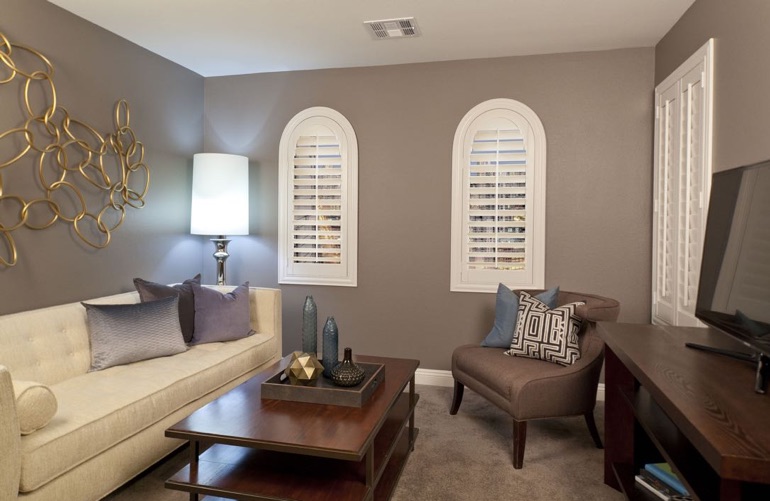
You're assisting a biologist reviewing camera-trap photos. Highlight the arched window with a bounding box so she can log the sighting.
[278,107,358,286]
[450,99,546,292]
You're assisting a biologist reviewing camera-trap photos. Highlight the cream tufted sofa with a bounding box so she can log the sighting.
[0,286,282,501]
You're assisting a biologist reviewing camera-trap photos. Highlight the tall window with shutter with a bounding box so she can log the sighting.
[278,107,358,286]
[451,99,546,293]
[652,40,713,326]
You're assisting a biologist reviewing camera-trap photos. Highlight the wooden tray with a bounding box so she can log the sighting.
[261,362,385,407]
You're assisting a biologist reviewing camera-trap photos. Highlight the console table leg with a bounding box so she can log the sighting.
[604,346,635,491]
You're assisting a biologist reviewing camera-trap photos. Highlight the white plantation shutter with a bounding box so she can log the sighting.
[451,99,546,293]
[652,40,713,326]
[292,134,343,265]
[678,64,708,319]
[466,128,527,271]
[279,108,358,286]
[653,84,679,324]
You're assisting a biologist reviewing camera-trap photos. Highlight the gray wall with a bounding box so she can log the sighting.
[204,48,655,370]
[0,0,205,314]
[656,0,770,172]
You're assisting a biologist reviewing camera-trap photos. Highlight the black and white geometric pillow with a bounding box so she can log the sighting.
[504,291,585,366]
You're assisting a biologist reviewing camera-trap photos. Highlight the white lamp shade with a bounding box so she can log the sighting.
[190,153,249,235]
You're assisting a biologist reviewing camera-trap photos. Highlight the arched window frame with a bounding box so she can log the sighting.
[450,98,546,293]
[278,107,358,287]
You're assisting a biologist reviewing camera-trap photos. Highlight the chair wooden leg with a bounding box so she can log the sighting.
[585,411,603,449]
[449,380,464,415]
[513,419,526,469]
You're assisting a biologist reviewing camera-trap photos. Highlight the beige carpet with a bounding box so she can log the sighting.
[105,385,624,501]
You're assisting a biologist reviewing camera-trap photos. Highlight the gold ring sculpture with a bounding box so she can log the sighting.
[0,30,149,267]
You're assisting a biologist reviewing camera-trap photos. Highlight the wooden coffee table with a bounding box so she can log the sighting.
[165,354,420,501]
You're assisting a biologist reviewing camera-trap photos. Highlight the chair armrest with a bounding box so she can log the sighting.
[559,291,621,323]
[0,366,20,500]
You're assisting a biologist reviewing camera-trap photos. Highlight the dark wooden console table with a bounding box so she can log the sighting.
[598,322,770,501]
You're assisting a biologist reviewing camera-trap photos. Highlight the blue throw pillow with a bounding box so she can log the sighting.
[480,284,560,348]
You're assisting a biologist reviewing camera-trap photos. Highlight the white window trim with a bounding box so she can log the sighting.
[450,98,546,293]
[278,107,358,287]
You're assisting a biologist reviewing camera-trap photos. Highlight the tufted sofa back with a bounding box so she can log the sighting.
[0,292,138,385]
[0,286,281,386]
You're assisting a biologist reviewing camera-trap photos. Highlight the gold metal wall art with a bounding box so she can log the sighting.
[0,30,149,267]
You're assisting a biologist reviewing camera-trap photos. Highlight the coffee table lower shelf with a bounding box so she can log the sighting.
[166,393,419,501]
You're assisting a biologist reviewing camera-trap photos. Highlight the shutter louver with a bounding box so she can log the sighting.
[292,134,343,265]
[466,128,527,272]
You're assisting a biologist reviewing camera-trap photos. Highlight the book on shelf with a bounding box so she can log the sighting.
[635,470,692,500]
[644,462,689,496]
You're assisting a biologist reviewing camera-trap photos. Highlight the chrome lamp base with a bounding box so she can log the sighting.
[211,236,231,286]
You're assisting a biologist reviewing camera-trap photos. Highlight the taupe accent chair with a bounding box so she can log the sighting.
[450,290,620,469]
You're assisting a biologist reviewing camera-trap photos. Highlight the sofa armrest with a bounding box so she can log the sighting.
[250,287,283,359]
[0,365,20,500]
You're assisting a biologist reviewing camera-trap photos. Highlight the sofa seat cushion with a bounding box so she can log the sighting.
[18,332,276,492]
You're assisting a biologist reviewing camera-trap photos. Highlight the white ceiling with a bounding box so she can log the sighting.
[47,0,695,77]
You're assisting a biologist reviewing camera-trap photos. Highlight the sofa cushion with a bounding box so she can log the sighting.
[191,282,253,345]
[133,274,201,342]
[83,296,188,371]
[18,331,276,492]
[481,284,559,348]
[505,291,584,366]
[12,380,57,435]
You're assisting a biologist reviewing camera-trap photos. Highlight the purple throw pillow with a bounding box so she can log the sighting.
[133,274,201,343]
[190,282,253,345]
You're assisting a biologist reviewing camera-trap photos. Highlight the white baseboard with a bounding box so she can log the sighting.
[415,368,606,401]
[415,368,455,387]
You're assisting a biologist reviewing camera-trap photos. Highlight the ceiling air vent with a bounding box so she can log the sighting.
[364,17,421,40]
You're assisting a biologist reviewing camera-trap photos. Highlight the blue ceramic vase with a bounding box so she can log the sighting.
[322,316,338,378]
[301,296,317,355]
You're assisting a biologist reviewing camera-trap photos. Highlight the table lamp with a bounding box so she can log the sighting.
[190,153,249,285]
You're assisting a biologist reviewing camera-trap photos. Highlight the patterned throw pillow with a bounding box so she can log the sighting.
[504,291,585,366]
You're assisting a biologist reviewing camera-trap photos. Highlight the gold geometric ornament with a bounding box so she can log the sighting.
[284,351,324,385]
[0,30,149,267]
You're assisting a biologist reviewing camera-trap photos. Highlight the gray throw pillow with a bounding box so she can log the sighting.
[83,296,188,371]
[133,274,201,342]
[190,282,253,345]
[481,284,560,348]
[504,291,584,366]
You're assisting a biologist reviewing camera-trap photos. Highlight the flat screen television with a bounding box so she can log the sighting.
[694,159,770,392]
